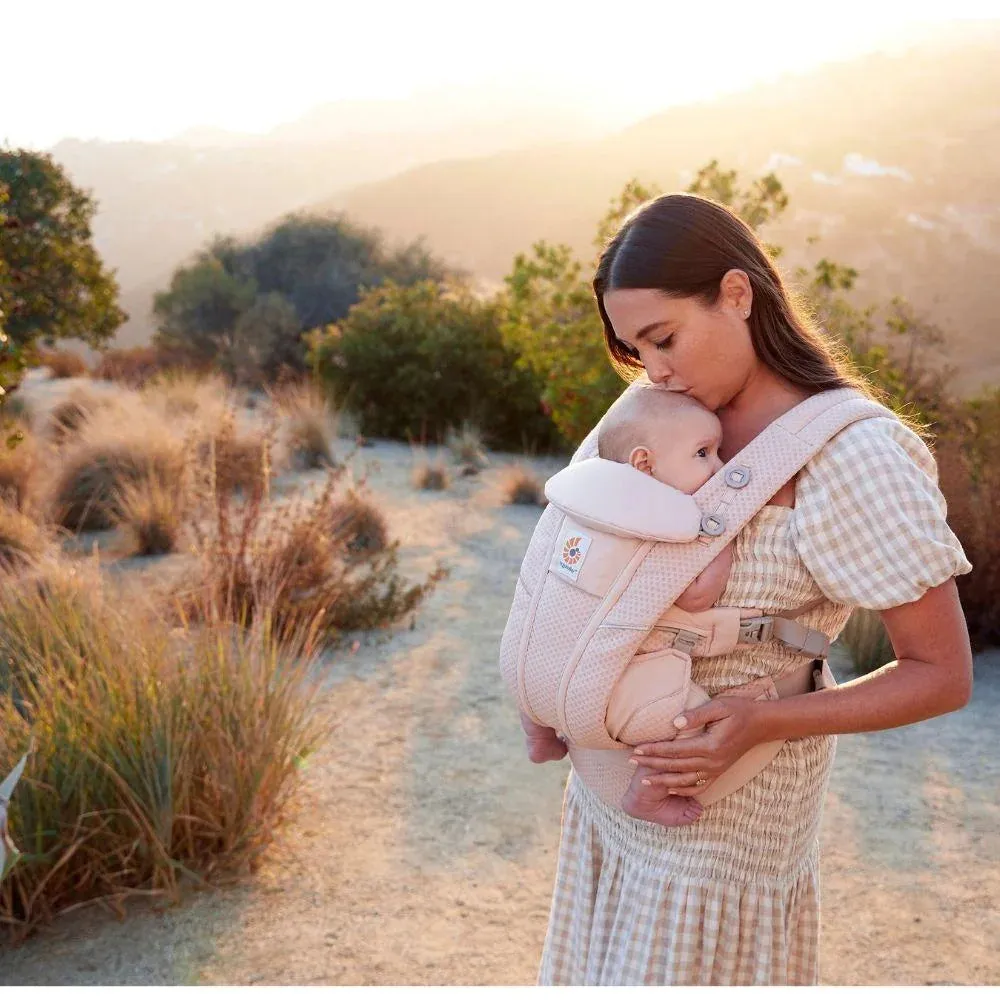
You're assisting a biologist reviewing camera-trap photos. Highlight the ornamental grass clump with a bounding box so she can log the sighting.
[47,408,188,532]
[0,558,331,942]
[500,464,545,506]
[269,380,340,471]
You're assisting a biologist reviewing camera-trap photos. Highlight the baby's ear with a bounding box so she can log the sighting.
[628,446,654,475]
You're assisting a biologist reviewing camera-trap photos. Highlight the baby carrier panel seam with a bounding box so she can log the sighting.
[516,512,564,725]
[555,539,657,741]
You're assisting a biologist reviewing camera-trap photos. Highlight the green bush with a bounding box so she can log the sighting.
[153,214,456,386]
[306,280,558,451]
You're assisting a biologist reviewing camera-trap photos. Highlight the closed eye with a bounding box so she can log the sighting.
[654,334,674,352]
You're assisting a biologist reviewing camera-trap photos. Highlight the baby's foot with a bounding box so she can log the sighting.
[621,766,704,826]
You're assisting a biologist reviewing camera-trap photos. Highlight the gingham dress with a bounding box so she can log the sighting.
[537,415,972,986]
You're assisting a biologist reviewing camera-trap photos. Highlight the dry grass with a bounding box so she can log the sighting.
[111,472,191,557]
[46,387,119,445]
[174,420,445,645]
[412,455,450,491]
[194,409,275,499]
[446,422,489,472]
[140,370,232,425]
[46,409,188,532]
[36,348,89,379]
[92,346,180,389]
[269,380,339,470]
[0,557,331,942]
[326,489,390,563]
[839,608,895,674]
[0,502,51,572]
[0,423,42,514]
[500,464,545,506]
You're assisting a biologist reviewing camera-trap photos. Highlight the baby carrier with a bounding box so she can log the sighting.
[498,387,893,808]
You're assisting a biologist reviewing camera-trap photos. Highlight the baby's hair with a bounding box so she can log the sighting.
[598,385,706,465]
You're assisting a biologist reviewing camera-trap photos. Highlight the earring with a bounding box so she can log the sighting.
[743,310,750,319]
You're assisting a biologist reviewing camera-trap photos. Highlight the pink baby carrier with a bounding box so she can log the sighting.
[498,386,893,808]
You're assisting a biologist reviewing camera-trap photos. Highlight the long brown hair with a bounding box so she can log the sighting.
[594,193,878,400]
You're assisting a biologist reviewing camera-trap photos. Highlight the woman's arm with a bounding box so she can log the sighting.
[754,577,972,739]
[630,578,973,791]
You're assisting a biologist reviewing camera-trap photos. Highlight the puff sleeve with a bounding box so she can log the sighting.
[792,416,972,610]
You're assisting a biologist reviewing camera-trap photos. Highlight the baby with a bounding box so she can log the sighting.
[518,386,735,826]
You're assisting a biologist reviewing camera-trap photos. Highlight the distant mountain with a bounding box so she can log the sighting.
[49,90,612,350]
[317,26,1000,394]
[51,26,1000,394]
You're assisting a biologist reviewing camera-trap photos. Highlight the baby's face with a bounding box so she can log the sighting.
[635,407,724,494]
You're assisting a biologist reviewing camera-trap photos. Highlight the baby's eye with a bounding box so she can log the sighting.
[697,447,708,458]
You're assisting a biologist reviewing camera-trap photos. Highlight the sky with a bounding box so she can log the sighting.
[4,0,998,149]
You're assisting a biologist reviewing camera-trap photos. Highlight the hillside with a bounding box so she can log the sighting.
[321,29,1000,394]
[48,26,1000,393]
[49,93,608,350]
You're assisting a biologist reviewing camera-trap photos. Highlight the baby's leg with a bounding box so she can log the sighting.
[519,709,567,763]
[621,763,704,826]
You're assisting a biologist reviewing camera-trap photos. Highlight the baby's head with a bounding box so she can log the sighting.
[597,385,723,494]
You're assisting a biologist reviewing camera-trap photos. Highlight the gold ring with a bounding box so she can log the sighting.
[695,777,708,786]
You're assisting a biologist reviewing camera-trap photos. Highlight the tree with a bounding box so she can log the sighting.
[227,292,301,384]
[0,148,125,350]
[153,212,456,383]
[0,185,27,445]
[153,255,257,366]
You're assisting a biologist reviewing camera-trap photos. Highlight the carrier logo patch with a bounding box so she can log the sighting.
[556,531,592,581]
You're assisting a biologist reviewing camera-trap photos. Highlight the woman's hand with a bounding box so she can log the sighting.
[628,696,766,796]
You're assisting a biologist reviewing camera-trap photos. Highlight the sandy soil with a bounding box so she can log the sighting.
[0,382,997,985]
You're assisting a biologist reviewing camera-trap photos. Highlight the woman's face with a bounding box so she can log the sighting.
[602,275,756,412]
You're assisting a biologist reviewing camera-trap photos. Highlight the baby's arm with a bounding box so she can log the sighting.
[673,540,734,613]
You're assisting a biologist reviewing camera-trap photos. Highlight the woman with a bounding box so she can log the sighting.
[536,193,973,986]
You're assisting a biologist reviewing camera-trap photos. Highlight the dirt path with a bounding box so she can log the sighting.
[0,435,997,985]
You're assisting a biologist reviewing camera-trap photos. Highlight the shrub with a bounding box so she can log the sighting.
[0,502,50,571]
[35,348,89,379]
[174,448,444,644]
[326,489,389,562]
[306,280,558,451]
[46,387,118,445]
[92,345,190,389]
[0,559,330,941]
[412,456,450,491]
[446,421,488,471]
[0,423,40,513]
[194,409,274,499]
[152,215,455,379]
[47,411,188,531]
[501,464,545,506]
[139,369,231,424]
[269,380,339,470]
[839,608,895,674]
[935,390,1000,650]
[111,473,190,556]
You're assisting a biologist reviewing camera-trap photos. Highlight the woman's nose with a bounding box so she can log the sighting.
[645,357,671,383]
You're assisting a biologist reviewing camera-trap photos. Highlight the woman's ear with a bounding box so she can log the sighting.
[720,268,752,317]
[628,445,654,476]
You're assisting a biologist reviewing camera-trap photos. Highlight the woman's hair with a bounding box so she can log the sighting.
[593,193,877,400]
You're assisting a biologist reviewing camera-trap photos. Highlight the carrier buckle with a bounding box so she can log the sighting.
[672,629,701,654]
[739,616,774,644]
